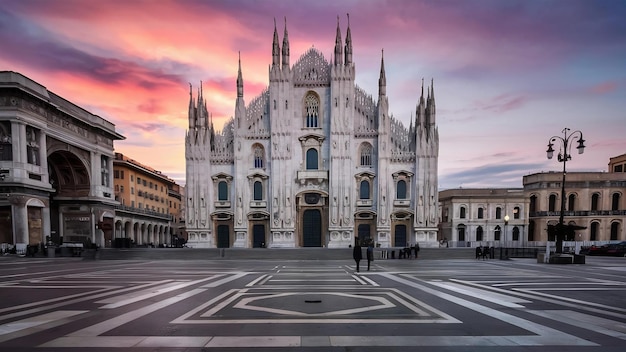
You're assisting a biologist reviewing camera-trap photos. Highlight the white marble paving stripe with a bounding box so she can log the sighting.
[454,278,626,320]
[271,279,354,282]
[39,333,601,348]
[428,281,529,307]
[200,272,247,287]
[0,310,88,343]
[386,273,594,345]
[68,288,206,337]
[171,289,242,324]
[245,274,269,287]
[352,275,367,285]
[513,288,626,314]
[99,278,218,309]
[0,310,86,336]
[358,275,380,286]
[529,310,626,339]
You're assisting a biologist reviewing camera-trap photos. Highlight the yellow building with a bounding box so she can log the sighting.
[112,153,182,247]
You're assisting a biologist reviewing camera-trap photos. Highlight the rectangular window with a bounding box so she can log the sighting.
[137,177,141,184]
[131,187,134,195]
[114,170,120,178]
[615,165,623,172]
[131,175,134,182]
[121,170,124,179]
[101,156,109,187]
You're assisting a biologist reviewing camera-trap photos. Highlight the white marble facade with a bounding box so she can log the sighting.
[185,18,439,248]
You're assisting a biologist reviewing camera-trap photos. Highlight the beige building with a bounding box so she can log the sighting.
[112,153,182,247]
[0,71,123,250]
[524,154,626,243]
[438,188,526,247]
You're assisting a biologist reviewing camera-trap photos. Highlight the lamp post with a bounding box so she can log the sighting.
[504,214,509,259]
[546,127,586,254]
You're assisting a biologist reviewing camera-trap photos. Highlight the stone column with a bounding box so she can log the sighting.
[11,197,28,244]
[39,130,49,184]
[41,203,51,241]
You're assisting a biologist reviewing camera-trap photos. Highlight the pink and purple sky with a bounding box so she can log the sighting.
[1,0,625,189]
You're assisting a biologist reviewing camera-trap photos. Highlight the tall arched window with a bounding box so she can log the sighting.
[529,195,537,213]
[514,206,520,219]
[253,145,264,168]
[496,207,502,219]
[610,222,619,240]
[306,148,318,170]
[359,180,370,199]
[590,222,599,241]
[396,180,407,199]
[528,221,535,241]
[460,206,466,219]
[612,193,620,211]
[304,93,320,128]
[591,193,599,211]
[494,225,501,241]
[360,143,372,166]
[253,181,263,201]
[478,208,484,219]
[568,194,576,211]
[218,181,228,201]
[476,226,483,241]
[549,194,557,212]
[457,224,466,242]
[512,226,520,241]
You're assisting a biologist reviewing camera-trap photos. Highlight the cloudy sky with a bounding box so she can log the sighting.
[1,0,625,189]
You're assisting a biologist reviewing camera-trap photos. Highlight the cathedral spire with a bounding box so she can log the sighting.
[378,49,386,96]
[188,83,195,129]
[272,18,280,67]
[237,52,243,98]
[344,13,353,65]
[334,16,343,66]
[281,17,290,69]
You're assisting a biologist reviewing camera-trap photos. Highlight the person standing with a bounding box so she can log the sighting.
[353,239,363,272]
[366,241,374,271]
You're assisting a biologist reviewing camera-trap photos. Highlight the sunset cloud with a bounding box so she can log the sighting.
[1,0,625,188]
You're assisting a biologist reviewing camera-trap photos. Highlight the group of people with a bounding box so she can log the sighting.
[352,240,421,272]
[399,243,420,259]
[476,245,494,260]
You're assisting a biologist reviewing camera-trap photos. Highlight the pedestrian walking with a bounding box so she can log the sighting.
[366,241,374,271]
[353,239,362,272]
[476,246,482,259]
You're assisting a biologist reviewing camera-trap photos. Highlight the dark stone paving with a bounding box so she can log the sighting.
[0,253,624,351]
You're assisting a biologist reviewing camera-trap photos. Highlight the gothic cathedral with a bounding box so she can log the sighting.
[185,18,439,248]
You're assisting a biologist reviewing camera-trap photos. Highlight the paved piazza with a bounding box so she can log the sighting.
[0,255,625,351]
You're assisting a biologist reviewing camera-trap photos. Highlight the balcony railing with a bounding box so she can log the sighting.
[529,210,626,217]
[114,204,172,220]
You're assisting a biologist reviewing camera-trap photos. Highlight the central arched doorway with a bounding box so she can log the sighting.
[217,224,230,248]
[302,209,321,247]
[394,224,407,247]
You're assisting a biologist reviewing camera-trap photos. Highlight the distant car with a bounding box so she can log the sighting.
[586,244,610,256]
[586,241,626,257]
[606,241,626,257]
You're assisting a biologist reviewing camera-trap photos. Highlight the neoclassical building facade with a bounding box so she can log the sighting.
[112,153,183,247]
[185,18,439,248]
[0,71,123,248]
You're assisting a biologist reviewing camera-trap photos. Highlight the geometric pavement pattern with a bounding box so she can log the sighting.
[0,258,625,349]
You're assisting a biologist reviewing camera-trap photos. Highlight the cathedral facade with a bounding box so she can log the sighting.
[185,18,439,248]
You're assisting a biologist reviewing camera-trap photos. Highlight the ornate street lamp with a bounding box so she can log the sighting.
[546,127,586,254]
[504,214,509,259]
